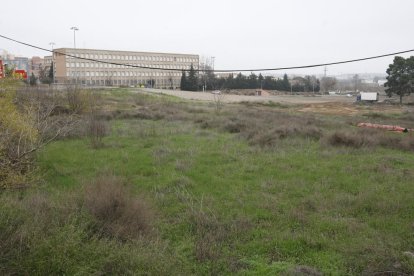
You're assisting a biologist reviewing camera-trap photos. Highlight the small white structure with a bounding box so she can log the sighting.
[359,92,379,102]
[377,80,387,86]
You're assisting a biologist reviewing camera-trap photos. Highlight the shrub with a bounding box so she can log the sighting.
[66,87,86,114]
[0,187,181,275]
[326,131,371,148]
[83,174,153,240]
[87,115,109,148]
[325,129,414,151]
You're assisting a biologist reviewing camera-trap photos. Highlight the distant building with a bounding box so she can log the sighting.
[44,55,52,69]
[51,48,199,88]
[377,80,387,86]
[361,79,375,84]
[30,56,44,78]
[216,73,236,79]
[1,55,30,73]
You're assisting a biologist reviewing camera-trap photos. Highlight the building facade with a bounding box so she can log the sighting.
[52,48,199,88]
[1,55,30,74]
[30,56,44,78]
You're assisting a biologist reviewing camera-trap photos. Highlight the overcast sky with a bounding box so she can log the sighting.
[1,0,413,75]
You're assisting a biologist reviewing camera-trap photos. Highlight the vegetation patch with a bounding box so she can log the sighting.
[2,86,414,274]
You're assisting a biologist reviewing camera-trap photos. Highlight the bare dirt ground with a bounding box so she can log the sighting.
[138,88,354,104]
[136,88,412,116]
[296,102,408,116]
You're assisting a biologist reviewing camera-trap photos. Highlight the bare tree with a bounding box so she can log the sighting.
[212,92,225,113]
[320,77,337,93]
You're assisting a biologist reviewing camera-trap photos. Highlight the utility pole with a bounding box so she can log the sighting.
[211,56,215,90]
[49,42,55,84]
[354,74,359,93]
[203,57,207,92]
[323,66,328,94]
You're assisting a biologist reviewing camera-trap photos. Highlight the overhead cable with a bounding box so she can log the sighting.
[1,34,413,73]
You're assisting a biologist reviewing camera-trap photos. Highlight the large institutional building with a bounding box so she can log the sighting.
[52,48,199,88]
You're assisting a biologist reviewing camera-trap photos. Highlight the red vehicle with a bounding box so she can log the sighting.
[14,69,28,79]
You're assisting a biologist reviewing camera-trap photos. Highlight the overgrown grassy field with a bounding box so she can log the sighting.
[1,89,414,275]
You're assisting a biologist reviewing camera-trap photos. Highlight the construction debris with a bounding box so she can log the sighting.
[357,122,413,133]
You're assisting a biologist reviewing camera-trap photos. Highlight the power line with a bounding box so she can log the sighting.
[1,33,413,73]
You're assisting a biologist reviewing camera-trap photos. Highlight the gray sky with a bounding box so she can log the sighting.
[1,0,413,75]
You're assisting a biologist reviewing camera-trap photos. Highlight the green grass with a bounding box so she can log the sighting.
[2,91,414,275]
[34,117,414,274]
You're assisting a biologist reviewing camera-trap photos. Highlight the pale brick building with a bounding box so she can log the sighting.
[52,48,199,88]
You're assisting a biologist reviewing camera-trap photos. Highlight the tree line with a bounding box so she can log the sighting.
[180,64,321,92]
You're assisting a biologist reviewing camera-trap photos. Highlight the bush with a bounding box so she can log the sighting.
[0,80,39,188]
[326,130,371,148]
[87,115,109,148]
[325,129,414,151]
[0,174,179,275]
[83,174,153,240]
[0,81,81,188]
[194,109,323,147]
[66,87,87,114]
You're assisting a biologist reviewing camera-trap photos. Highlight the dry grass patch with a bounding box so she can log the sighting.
[195,109,323,147]
[325,128,414,151]
[83,174,154,240]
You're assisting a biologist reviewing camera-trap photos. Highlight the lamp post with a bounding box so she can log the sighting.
[49,42,55,84]
[70,27,79,84]
[70,26,79,48]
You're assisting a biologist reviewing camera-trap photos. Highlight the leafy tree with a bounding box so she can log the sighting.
[248,73,258,89]
[262,76,275,90]
[258,73,264,89]
[282,74,290,91]
[149,79,156,88]
[48,62,54,83]
[187,64,198,91]
[39,64,52,84]
[29,73,37,86]
[180,70,187,91]
[315,79,321,92]
[385,56,414,104]
[4,64,15,77]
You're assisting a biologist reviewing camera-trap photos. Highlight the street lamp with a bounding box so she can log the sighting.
[70,26,79,48]
[70,27,79,84]
[49,42,55,84]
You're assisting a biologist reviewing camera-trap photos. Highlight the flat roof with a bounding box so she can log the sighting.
[54,48,199,57]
